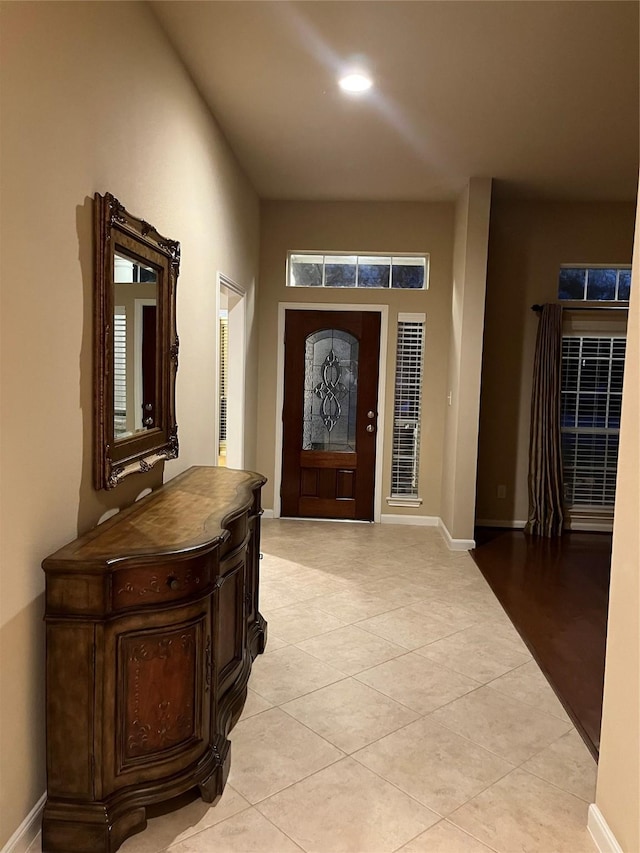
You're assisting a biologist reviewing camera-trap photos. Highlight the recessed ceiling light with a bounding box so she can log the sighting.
[338,72,373,94]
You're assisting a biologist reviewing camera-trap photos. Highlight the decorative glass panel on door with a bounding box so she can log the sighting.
[303,329,358,451]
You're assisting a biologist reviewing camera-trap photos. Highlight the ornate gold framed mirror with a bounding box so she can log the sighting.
[94,192,180,489]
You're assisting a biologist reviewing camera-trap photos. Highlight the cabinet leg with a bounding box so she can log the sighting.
[198,773,222,805]
[248,613,268,658]
[198,737,231,804]
[42,801,146,853]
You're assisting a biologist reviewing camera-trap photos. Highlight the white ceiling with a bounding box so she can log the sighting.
[152,1,639,202]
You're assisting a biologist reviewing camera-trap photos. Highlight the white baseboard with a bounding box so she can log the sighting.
[588,804,623,853]
[262,508,274,519]
[380,514,439,527]
[1,793,45,853]
[438,520,475,551]
[475,519,527,529]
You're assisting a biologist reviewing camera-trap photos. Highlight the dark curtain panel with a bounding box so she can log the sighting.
[525,303,564,536]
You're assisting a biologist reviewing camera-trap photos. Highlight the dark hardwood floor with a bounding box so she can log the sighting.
[471,528,611,761]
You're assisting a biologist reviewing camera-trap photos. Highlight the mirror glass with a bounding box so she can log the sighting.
[113,251,159,439]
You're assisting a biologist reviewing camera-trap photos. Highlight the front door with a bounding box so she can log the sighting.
[141,304,157,429]
[281,310,381,521]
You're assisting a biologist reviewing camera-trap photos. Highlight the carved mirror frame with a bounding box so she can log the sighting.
[94,192,180,489]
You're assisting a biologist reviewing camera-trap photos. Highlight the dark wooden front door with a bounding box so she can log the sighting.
[281,310,381,521]
[142,305,157,429]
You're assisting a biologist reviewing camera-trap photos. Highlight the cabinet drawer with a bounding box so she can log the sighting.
[112,555,212,611]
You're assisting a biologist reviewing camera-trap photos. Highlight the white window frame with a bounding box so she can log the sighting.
[287,251,429,290]
[387,312,426,507]
[558,264,632,304]
[560,309,627,532]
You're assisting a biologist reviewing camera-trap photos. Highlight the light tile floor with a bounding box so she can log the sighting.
[31,520,597,853]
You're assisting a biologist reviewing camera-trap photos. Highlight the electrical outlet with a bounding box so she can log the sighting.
[497,484,507,499]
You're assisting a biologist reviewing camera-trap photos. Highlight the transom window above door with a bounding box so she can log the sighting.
[288,252,429,290]
[558,265,631,302]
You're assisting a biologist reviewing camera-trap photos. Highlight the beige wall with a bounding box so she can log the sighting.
[476,200,636,524]
[440,178,492,543]
[0,2,259,845]
[595,190,639,852]
[255,201,455,517]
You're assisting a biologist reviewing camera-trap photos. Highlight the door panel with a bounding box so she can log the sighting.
[142,304,157,429]
[281,310,381,520]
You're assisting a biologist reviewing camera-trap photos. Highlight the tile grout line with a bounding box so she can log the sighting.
[483,676,576,724]
[276,687,421,754]
[234,685,516,829]
[249,526,591,851]
[441,818,503,853]
[419,696,573,770]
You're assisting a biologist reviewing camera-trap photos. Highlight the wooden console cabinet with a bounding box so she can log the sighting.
[41,467,267,853]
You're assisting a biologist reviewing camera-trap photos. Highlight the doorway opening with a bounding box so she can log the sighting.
[217,275,246,469]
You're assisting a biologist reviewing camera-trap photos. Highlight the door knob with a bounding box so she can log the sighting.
[366,424,375,433]
[367,411,376,419]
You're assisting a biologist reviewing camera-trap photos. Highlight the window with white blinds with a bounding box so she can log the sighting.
[219,316,228,451]
[561,335,626,510]
[114,307,127,437]
[389,314,425,503]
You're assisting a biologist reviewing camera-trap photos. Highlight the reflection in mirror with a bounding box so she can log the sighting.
[113,252,159,439]
[94,192,180,490]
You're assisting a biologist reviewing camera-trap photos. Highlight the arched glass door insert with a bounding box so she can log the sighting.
[303,329,359,452]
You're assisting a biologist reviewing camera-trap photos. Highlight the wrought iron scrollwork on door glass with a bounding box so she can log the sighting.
[303,329,358,452]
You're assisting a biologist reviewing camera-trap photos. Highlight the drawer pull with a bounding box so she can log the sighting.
[167,576,180,591]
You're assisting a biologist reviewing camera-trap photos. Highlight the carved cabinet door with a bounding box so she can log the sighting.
[102,598,212,793]
[214,553,247,700]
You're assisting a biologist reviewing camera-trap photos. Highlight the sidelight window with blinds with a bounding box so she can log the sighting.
[219,314,228,458]
[388,314,425,505]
